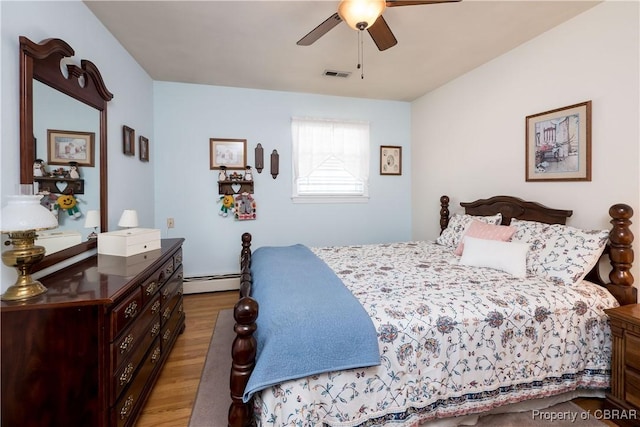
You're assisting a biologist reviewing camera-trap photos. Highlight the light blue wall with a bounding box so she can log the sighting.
[1,1,154,289]
[154,82,412,276]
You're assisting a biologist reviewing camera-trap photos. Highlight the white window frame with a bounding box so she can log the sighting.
[291,117,370,203]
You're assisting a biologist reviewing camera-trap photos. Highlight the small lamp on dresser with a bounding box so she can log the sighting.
[0,194,59,301]
[84,209,100,239]
[118,209,139,231]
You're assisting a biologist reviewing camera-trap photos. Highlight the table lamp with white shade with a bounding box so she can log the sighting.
[84,210,100,240]
[1,194,59,301]
[118,209,138,230]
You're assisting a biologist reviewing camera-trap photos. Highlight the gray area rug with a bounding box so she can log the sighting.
[189,309,606,427]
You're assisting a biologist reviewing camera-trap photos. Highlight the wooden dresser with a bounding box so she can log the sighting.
[1,238,185,427]
[605,303,640,426]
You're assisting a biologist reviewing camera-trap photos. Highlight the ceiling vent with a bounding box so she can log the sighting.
[323,69,351,78]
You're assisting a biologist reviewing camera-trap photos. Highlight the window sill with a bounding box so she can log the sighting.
[291,195,370,204]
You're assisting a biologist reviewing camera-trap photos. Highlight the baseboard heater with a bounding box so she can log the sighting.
[182,273,240,294]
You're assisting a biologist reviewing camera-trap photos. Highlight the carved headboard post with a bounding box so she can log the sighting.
[440,195,450,233]
[606,204,637,305]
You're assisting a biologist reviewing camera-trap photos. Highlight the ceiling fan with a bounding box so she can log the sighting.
[297,0,462,51]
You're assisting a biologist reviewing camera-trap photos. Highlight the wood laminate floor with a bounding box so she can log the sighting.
[136,291,618,427]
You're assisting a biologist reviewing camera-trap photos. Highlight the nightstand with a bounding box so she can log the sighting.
[605,304,640,426]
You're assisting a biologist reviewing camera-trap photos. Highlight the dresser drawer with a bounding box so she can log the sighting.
[111,313,161,404]
[173,247,183,268]
[112,339,163,427]
[112,295,161,372]
[111,287,143,340]
[140,269,163,306]
[160,266,183,306]
[162,289,183,326]
[161,258,175,282]
[161,299,184,351]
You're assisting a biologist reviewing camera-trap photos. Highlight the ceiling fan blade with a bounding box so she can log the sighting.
[297,13,343,46]
[367,15,397,51]
[386,0,461,7]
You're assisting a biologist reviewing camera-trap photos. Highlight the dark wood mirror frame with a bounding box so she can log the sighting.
[19,36,113,271]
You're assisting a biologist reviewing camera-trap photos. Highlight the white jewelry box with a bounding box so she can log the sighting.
[97,228,161,257]
[97,249,163,276]
[35,230,82,255]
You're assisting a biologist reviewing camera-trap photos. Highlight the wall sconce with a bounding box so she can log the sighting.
[118,209,139,231]
[84,209,100,240]
[1,195,59,301]
[255,143,264,173]
[270,149,279,179]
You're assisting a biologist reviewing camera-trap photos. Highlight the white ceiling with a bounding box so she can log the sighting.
[84,0,600,102]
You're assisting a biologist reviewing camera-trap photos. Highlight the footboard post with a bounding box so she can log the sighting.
[229,297,258,426]
[606,204,637,305]
[229,233,259,427]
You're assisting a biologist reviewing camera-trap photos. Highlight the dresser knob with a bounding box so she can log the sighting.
[119,395,134,420]
[145,281,157,296]
[119,334,134,354]
[119,363,135,386]
[151,346,161,363]
[151,322,161,337]
[124,301,138,319]
[151,300,161,314]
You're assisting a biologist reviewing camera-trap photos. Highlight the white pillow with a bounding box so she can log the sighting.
[436,213,502,249]
[510,218,609,286]
[459,236,528,278]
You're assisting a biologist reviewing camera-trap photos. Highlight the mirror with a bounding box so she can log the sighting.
[19,36,113,271]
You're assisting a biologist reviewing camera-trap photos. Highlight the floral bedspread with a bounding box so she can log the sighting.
[253,241,619,427]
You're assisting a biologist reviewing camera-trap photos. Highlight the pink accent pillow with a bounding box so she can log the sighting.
[454,220,517,256]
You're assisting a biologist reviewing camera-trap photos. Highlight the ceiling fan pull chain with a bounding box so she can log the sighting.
[357,30,364,79]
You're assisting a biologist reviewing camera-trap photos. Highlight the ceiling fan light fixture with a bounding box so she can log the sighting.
[338,0,386,31]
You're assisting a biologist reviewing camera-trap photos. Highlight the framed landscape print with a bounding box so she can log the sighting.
[380,145,402,175]
[210,138,247,170]
[525,101,592,182]
[47,129,95,166]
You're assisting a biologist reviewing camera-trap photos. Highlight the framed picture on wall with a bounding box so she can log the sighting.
[123,125,135,156]
[380,145,402,175]
[47,129,95,166]
[139,136,149,162]
[525,101,592,182]
[210,138,247,170]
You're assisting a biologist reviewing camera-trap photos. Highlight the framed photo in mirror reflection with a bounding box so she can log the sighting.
[123,125,135,156]
[47,129,95,167]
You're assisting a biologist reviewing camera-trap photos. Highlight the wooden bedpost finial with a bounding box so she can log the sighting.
[440,195,450,233]
[607,203,636,304]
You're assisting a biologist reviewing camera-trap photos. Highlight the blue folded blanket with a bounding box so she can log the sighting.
[243,244,381,402]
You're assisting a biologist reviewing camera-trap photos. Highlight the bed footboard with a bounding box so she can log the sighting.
[229,233,258,427]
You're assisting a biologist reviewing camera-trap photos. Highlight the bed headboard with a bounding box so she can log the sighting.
[460,195,573,225]
[439,195,636,306]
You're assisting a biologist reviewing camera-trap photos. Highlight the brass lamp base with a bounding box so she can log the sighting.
[1,276,48,301]
[1,230,48,301]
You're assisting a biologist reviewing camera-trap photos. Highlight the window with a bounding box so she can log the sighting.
[291,117,370,202]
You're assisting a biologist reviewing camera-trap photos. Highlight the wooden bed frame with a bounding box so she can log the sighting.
[228,195,636,427]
